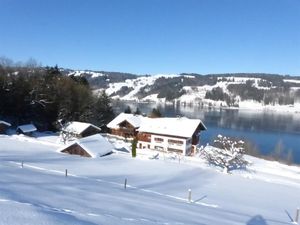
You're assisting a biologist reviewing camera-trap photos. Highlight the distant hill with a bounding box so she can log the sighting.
[62,69,300,110]
[2,64,300,110]
[60,68,138,89]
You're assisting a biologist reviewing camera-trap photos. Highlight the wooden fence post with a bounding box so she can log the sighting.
[21,161,23,168]
[124,178,127,189]
[188,189,192,203]
[295,208,300,224]
[65,169,68,177]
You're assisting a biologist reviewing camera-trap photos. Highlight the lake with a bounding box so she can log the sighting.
[113,101,300,164]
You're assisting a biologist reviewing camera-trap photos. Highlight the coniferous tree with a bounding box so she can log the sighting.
[124,106,132,114]
[91,91,115,131]
[149,107,162,118]
[134,107,141,115]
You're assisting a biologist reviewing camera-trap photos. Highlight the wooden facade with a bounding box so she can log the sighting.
[110,120,137,138]
[137,132,151,142]
[80,126,101,138]
[191,122,206,145]
[61,143,92,157]
[0,124,9,134]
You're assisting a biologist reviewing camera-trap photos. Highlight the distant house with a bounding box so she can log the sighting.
[61,121,101,138]
[59,134,113,158]
[0,120,11,134]
[106,113,144,138]
[137,117,206,156]
[16,124,37,136]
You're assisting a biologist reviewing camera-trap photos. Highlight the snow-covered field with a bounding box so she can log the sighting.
[0,134,300,225]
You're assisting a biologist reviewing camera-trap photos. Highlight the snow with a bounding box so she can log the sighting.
[138,117,206,138]
[284,79,300,84]
[238,100,300,113]
[183,75,196,78]
[68,70,104,78]
[142,94,160,102]
[0,134,300,224]
[0,120,11,126]
[106,113,144,129]
[17,124,37,133]
[59,134,114,158]
[178,77,271,105]
[62,121,101,135]
[238,100,264,110]
[104,74,180,101]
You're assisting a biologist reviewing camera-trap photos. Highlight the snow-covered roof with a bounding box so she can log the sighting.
[17,124,37,133]
[62,121,101,135]
[60,134,113,158]
[0,120,11,127]
[138,117,206,138]
[107,113,144,129]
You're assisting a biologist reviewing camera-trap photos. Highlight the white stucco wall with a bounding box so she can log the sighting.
[138,134,191,155]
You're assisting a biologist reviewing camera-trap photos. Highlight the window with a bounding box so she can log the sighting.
[154,146,164,151]
[167,148,183,154]
[168,139,183,145]
[154,137,164,143]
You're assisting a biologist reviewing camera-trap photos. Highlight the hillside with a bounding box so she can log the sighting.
[0,133,299,225]
[63,69,300,111]
[2,64,300,112]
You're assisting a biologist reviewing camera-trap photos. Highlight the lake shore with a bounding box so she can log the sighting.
[113,98,300,114]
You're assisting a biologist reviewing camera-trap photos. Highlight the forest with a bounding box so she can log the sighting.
[0,59,114,131]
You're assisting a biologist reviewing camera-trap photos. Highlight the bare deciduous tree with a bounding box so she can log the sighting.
[202,135,249,173]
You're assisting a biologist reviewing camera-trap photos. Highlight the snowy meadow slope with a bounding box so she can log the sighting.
[0,134,300,225]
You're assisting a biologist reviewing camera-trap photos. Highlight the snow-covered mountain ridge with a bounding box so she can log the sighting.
[63,69,300,112]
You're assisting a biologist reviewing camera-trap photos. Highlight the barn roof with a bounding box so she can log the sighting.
[106,113,144,129]
[17,124,37,133]
[62,121,101,135]
[0,120,11,127]
[59,134,114,158]
[137,117,206,138]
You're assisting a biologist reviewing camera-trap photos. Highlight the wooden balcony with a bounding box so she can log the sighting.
[137,132,151,142]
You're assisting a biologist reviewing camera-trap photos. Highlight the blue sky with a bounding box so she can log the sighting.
[0,0,299,75]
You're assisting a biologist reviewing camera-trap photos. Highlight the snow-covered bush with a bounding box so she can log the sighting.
[202,135,249,173]
[60,129,77,144]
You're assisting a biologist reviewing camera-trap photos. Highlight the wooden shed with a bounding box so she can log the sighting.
[0,120,11,134]
[61,121,101,138]
[61,143,92,157]
[16,124,37,136]
[59,134,113,158]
